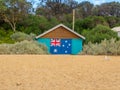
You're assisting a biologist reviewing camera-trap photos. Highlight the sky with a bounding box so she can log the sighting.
[31,0,120,8]
[78,0,120,5]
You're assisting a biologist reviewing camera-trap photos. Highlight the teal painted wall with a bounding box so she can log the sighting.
[72,39,83,54]
[36,38,83,55]
[37,38,50,52]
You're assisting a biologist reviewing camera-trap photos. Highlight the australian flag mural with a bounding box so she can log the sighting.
[50,38,72,54]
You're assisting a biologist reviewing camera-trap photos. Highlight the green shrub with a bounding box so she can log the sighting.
[0,40,48,54]
[0,29,14,44]
[75,16,109,33]
[81,38,120,55]
[18,15,50,35]
[10,32,36,42]
[0,44,11,54]
[82,25,118,44]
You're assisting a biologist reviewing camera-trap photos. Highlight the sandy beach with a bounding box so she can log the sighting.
[0,55,120,90]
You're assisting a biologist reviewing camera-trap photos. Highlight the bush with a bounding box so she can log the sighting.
[10,32,36,42]
[75,16,109,33]
[82,25,118,44]
[0,40,48,54]
[18,15,50,35]
[0,29,14,44]
[0,44,11,54]
[81,38,120,55]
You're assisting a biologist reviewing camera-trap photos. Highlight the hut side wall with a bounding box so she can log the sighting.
[37,38,50,52]
[72,38,83,54]
[36,38,83,54]
[41,26,80,38]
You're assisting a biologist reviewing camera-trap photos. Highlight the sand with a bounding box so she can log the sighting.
[0,55,120,90]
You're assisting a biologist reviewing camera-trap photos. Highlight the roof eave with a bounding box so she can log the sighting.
[36,24,85,40]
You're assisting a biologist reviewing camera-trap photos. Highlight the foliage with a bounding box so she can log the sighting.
[0,0,120,46]
[0,0,7,12]
[77,1,94,18]
[18,15,51,35]
[81,38,120,55]
[0,0,32,32]
[37,0,78,19]
[0,28,14,44]
[10,32,36,42]
[75,16,109,33]
[0,40,48,54]
[82,25,118,43]
[48,17,60,27]
[96,2,120,17]
[0,31,48,54]
[104,16,120,28]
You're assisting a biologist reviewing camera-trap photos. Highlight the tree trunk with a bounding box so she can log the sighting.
[8,21,16,32]
[2,14,16,32]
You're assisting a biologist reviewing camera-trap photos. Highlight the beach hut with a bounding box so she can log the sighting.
[36,24,85,54]
[112,26,120,37]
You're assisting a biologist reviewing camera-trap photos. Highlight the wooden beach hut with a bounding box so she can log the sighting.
[36,24,85,54]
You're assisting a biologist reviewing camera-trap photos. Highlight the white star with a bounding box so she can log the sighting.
[62,45,65,47]
[68,44,71,46]
[54,49,57,53]
[65,40,68,43]
[65,51,68,53]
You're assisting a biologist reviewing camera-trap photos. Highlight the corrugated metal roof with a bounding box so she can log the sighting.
[36,24,85,39]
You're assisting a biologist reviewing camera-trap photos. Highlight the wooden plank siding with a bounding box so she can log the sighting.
[41,26,80,38]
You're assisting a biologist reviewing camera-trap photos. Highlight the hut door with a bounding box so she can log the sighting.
[50,38,72,54]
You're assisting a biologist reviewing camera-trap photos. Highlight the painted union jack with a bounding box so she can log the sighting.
[50,39,61,46]
[50,38,72,54]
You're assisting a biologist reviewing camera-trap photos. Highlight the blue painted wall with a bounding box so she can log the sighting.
[36,38,83,54]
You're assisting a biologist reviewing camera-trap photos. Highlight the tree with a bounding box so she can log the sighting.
[82,25,118,44]
[104,16,120,28]
[95,2,120,17]
[36,0,78,19]
[18,14,51,34]
[77,1,94,18]
[0,0,32,32]
[75,16,109,34]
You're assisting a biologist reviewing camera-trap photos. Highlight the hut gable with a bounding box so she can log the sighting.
[36,24,85,39]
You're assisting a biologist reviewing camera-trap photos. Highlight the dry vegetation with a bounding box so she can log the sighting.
[0,55,120,90]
